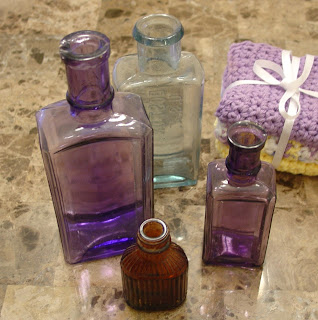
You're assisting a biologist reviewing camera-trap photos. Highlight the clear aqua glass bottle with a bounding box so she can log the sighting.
[113,14,204,189]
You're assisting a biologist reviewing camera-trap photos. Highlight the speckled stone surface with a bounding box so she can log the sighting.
[1,0,318,319]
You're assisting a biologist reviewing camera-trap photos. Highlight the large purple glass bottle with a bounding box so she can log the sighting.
[203,121,276,267]
[36,30,153,264]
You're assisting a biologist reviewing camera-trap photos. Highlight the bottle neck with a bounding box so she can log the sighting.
[225,121,267,186]
[133,14,184,74]
[64,57,113,109]
[137,41,181,73]
[137,219,171,254]
[226,147,261,186]
[60,30,113,109]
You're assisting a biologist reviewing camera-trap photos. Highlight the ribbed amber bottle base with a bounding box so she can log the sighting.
[121,271,188,310]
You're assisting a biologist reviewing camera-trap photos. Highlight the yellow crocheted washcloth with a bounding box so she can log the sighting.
[215,139,318,176]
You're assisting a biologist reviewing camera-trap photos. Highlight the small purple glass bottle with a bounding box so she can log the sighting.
[203,121,276,267]
[36,30,153,264]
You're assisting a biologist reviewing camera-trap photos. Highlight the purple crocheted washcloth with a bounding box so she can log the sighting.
[216,41,318,150]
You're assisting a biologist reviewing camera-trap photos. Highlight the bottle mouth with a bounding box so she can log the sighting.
[227,121,267,151]
[133,14,184,46]
[139,218,168,242]
[59,30,110,61]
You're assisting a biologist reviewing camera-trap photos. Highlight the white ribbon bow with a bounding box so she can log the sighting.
[222,50,318,168]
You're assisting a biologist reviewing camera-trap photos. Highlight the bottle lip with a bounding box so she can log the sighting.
[59,30,110,62]
[227,120,267,151]
[139,218,168,242]
[133,14,184,47]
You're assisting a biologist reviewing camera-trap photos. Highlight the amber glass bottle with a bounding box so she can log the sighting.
[120,218,188,310]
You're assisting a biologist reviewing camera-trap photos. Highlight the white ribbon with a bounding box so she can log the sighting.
[222,50,318,168]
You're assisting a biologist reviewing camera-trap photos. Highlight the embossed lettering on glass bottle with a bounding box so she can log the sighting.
[36,30,153,264]
[203,121,276,267]
[120,218,188,310]
[113,14,204,189]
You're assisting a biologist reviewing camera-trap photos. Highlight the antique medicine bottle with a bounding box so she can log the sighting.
[203,121,276,267]
[36,30,153,264]
[113,14,204,189]
[120,218,188,310]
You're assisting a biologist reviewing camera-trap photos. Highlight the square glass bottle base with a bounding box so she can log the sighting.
[154,175,197,189]
[153,153,198,189]
[202,229,264,268]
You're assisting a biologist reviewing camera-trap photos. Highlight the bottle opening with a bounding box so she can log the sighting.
[140,219,167,242]
[133,14,184,46]
[60,30,110,61]
[228,121,267,150]
[71,38,100,55]
[142,23,175,39]
[233,131,262,147]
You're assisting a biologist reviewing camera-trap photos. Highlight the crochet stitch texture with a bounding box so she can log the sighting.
[216,41,318,151]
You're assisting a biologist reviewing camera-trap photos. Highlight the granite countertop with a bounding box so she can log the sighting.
[1,0,318,319]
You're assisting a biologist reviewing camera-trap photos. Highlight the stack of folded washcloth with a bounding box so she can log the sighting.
[215,41,318,176]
